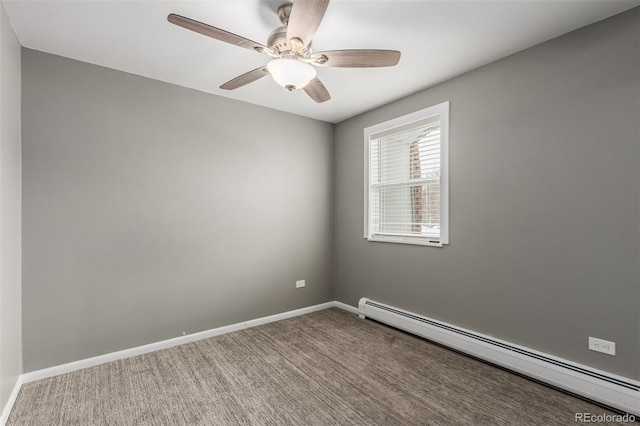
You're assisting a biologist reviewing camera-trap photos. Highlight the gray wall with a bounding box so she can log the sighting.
[19,6,640,381]
[334,8,640,379]
[0,1,22,412]
[22,50,334,371]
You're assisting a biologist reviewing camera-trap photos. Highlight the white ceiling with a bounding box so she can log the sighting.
[3,0,639,123]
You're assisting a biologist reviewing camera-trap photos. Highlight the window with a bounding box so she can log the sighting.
[364,102,449,247]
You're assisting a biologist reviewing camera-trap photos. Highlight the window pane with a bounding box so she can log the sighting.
[370,123,441,239]
[372,182,440,237]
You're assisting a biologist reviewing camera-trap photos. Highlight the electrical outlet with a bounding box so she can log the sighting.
[296,280,305,288]
[588,337,615,356]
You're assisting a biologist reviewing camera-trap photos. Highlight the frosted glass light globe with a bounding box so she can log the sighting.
[267,58,317,91]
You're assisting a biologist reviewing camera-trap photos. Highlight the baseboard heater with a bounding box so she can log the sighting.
[358,298,640,416]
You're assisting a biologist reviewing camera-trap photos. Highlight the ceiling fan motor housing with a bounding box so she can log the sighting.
[267,26,311,57]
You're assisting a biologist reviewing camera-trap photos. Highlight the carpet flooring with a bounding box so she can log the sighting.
[7,308,629,425]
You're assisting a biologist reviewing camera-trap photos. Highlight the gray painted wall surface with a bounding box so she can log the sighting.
[22,50,334,371]
[334,9,640,378]
[0,2,22,410]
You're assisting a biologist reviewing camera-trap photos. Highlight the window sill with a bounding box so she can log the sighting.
[366,235,445,247]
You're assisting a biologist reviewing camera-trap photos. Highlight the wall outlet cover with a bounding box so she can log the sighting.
[588,337,616,356]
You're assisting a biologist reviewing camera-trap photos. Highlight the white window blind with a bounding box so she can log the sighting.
[364,102,449,247]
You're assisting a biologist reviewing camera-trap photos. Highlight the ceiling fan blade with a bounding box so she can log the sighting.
[168,14,270,54]
[220,66,269,90]
[303,77,331,103]
[286,0,330,49]
[311,50,401,68]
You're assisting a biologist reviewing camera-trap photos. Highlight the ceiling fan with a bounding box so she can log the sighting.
[167,0,401,103]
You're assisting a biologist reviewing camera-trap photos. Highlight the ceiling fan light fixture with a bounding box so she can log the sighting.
[168,0,400,103]
[267,58,316,91]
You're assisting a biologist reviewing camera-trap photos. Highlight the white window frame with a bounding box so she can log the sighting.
[364,101,449,247]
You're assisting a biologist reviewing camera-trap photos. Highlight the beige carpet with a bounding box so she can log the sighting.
[8,308,628,425]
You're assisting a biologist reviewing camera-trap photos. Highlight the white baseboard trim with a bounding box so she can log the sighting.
[0,374,22,426]
[333,301,359,315]
[358,297,640,417]
[23,301,337,384]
